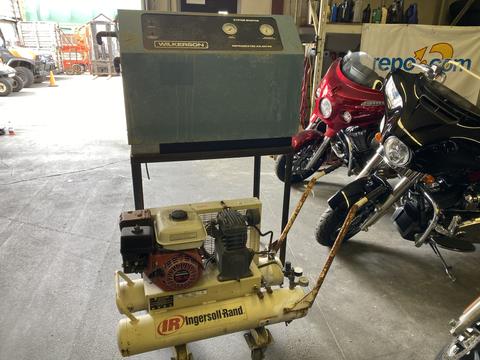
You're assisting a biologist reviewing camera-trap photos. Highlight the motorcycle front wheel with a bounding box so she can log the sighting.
[436,340,480,360]
[315,206,374,247]
[275,140,326,183]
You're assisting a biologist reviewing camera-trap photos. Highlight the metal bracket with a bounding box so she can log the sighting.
[171,344,193,360]
[244,327,273,360]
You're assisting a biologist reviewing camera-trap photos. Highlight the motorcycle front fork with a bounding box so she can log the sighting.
[305,136,331,170]
[356,149,456,280]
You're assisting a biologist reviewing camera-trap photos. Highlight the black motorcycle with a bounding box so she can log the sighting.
[315,60,480,279]
[437,295,480,359]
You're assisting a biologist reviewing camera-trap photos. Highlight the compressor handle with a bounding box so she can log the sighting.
[271,162,342,253]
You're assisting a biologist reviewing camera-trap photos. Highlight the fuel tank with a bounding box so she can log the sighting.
[117,287,307,356]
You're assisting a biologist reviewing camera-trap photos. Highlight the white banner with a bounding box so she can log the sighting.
[360,24,480,104]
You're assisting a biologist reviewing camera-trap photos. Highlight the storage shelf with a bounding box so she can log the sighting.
[325,23,363,34]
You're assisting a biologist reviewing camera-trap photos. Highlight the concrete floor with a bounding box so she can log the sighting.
[0,75,479,360]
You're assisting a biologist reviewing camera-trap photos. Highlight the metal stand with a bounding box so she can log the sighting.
[171,344,192,360]
[130,139,293,264]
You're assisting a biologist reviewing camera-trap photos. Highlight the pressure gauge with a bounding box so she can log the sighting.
[222,23,238,35]
[259,24,274,36]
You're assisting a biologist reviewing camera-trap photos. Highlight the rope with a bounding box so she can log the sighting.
[271,162,342,253]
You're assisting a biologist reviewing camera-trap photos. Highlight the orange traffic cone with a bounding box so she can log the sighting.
[49,71,57,87]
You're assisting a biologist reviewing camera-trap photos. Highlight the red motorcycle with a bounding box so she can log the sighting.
[276,52,385,183]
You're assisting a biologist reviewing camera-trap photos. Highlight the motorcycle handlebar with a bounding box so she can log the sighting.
[408,59,480,83]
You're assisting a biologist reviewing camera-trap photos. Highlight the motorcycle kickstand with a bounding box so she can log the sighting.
[428,240,456,282]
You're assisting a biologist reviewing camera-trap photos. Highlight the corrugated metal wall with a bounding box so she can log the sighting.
[0,0,23,21]
[0,0,24,46]
[22,0,140,24]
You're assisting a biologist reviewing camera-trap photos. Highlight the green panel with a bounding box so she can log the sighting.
[118,10,303,145]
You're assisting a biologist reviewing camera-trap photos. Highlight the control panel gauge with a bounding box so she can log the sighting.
[259,24,275,36]
[222,23,238,35]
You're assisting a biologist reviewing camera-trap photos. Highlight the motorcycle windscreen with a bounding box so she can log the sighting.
[341,51,383,89]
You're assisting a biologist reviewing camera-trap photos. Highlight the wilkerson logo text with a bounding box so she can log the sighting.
[153,40,208,49]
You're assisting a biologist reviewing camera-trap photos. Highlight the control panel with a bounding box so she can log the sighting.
[142,14,283,51]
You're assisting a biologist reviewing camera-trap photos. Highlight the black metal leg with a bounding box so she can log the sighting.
[253,155,261,198]
[131,157,144,210]
[280,152,292,265]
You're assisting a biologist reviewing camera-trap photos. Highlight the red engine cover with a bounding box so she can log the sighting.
[146,249,203,291]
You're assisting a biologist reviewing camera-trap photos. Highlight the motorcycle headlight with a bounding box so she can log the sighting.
[385,77,403,110]
[383,136,411,167]
[320,98,332,118]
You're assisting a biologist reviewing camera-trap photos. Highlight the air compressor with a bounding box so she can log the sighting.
[116,198,311,359]
[113,9,321,360]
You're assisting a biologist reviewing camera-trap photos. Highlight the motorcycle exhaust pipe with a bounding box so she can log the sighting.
[451,295,480,336]
[117,287,308,356]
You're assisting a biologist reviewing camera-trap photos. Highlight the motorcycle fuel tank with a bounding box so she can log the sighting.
[117,11,303,149]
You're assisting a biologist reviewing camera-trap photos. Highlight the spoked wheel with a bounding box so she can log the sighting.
[275,139,325,183]
[315,205,374,247]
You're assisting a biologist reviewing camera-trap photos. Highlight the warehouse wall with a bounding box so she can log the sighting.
[146,0,273,14]
[22,0,140,24]
[0,0,23,46]
[239,0,272,14]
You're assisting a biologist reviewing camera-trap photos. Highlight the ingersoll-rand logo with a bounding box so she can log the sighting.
[157,305,245,336]
[157,315,185,335]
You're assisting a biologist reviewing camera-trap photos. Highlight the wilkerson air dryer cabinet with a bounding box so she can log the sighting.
[117,10,303,152]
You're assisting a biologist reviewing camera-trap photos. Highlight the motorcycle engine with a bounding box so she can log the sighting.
[392,180,480,244]
[119,206,255,291]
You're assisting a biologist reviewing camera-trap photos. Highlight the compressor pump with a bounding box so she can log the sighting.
[115,199,310,359]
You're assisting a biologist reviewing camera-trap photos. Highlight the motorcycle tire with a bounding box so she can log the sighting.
[436,341,480,360]
[0,78,13,97]
[315,206,373,247]
[14,66,34,88]
[275,140,326,183]
[12,75,24,92]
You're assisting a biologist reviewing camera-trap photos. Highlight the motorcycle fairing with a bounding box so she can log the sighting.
[385,70,480,150]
